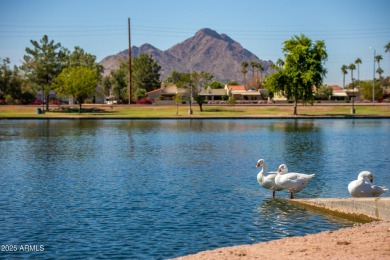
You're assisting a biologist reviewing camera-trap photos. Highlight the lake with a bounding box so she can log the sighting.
[0,119,389,259]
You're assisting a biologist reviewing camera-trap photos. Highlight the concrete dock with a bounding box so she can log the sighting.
[289,197,390,221]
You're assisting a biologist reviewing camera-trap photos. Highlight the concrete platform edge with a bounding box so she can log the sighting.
[289,197,390,222]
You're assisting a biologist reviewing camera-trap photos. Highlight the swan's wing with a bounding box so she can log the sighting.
[357,183,387,197]
[284,173,314,181]
[260,173,283,191]
[371,185,388,196]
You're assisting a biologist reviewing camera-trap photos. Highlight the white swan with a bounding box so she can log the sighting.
[348,171,388,198]
[275,164,315,199]
[256,159,284,198]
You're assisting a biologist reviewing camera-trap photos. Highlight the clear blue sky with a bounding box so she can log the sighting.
[1,0,389,86]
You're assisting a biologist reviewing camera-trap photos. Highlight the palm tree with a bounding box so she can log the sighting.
[354,58,362,85]
[375,55,383,70]
[256,63,264,85]
[386,42,390,53]
[385,42,390,74]
[241,61,248,90]
[276,58,285,68]
[376,67,384,79]
[348,63,356,85]
[341,65,348,88]
[250,61,258,88]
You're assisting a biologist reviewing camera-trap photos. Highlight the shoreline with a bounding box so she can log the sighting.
[1,104,390,119]
[2,115,390,120]
[173,221,390,259]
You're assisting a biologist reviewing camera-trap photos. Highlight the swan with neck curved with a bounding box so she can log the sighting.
[256,159,284,198]
[348,171,387,197]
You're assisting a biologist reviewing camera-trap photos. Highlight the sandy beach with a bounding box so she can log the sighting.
[173,221,390,260]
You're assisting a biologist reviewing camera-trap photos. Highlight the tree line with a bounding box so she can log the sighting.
[1,34,389,115]
[340,43,390,101]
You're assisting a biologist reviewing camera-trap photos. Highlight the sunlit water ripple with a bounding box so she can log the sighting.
[0,119,389,259]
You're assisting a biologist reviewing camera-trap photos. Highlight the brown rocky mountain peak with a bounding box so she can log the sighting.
[100,28,273,83]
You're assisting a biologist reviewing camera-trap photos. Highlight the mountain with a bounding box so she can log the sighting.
[99,28,273,83]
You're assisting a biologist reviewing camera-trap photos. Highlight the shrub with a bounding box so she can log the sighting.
[137,98,152,104]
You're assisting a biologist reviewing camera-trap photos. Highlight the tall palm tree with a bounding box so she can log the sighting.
[375,55,383,70]
[348,63,356,85]
[257,63,264,85]
[386,42,390,53]
[241,61,248,90]
[354,58,362,85]
[341,65,348,88]
[276,58,285,68]
[385,42,390,74]
[250,61,257,87]
[376,67,384,79]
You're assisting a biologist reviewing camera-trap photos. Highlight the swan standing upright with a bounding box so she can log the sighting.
[348,171,388,197]
[275,164,315,199]
[256,159,284,198]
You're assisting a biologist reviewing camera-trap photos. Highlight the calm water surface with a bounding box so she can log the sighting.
[0,119,389,259]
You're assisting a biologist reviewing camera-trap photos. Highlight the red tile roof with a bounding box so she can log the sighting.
[228,85,245,91]
[331,85,342,91]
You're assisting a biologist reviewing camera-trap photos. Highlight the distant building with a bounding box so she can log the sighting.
[146,84,273,104]
[146,85,188,104]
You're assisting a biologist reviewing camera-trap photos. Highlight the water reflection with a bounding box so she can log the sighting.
[256,198,356,238]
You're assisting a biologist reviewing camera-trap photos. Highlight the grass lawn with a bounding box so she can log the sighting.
[0,103,389,118]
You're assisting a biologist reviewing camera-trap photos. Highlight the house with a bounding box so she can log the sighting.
[199,87,227,101]
[146,84,271,104]
[330,85,359,100]
[227,85,267,102]
[147,84,189,104]
[330,85,347,100]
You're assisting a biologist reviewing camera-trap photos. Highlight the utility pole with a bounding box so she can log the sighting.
[128,17,132,104]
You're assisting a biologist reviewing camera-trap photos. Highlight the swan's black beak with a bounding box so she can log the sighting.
[370,176,373,183]
[256,162,260,167]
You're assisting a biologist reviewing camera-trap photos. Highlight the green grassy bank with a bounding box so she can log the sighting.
[1,104,390,118]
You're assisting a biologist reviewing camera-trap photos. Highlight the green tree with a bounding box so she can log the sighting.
[227,80,239,86]
[360,80,383,100]
[63,46,103,103]
[341,65,348,88]
[101,75,112,97]
[54,66,98,113]
[174,92,182,115]
[209,81,224,89]
[265,34,327,115]
[134,88,146,100]
[166,70,213,111]
[110,61,128,102]
[1,58,34,104]
[132,54,161,94]
[354,58,362,85]
[166,71,191,88]
[0,58,12,99]
[65,46,103,75]
[314,85,333,100]
[21,35,66,111]
[192,71,213,112]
